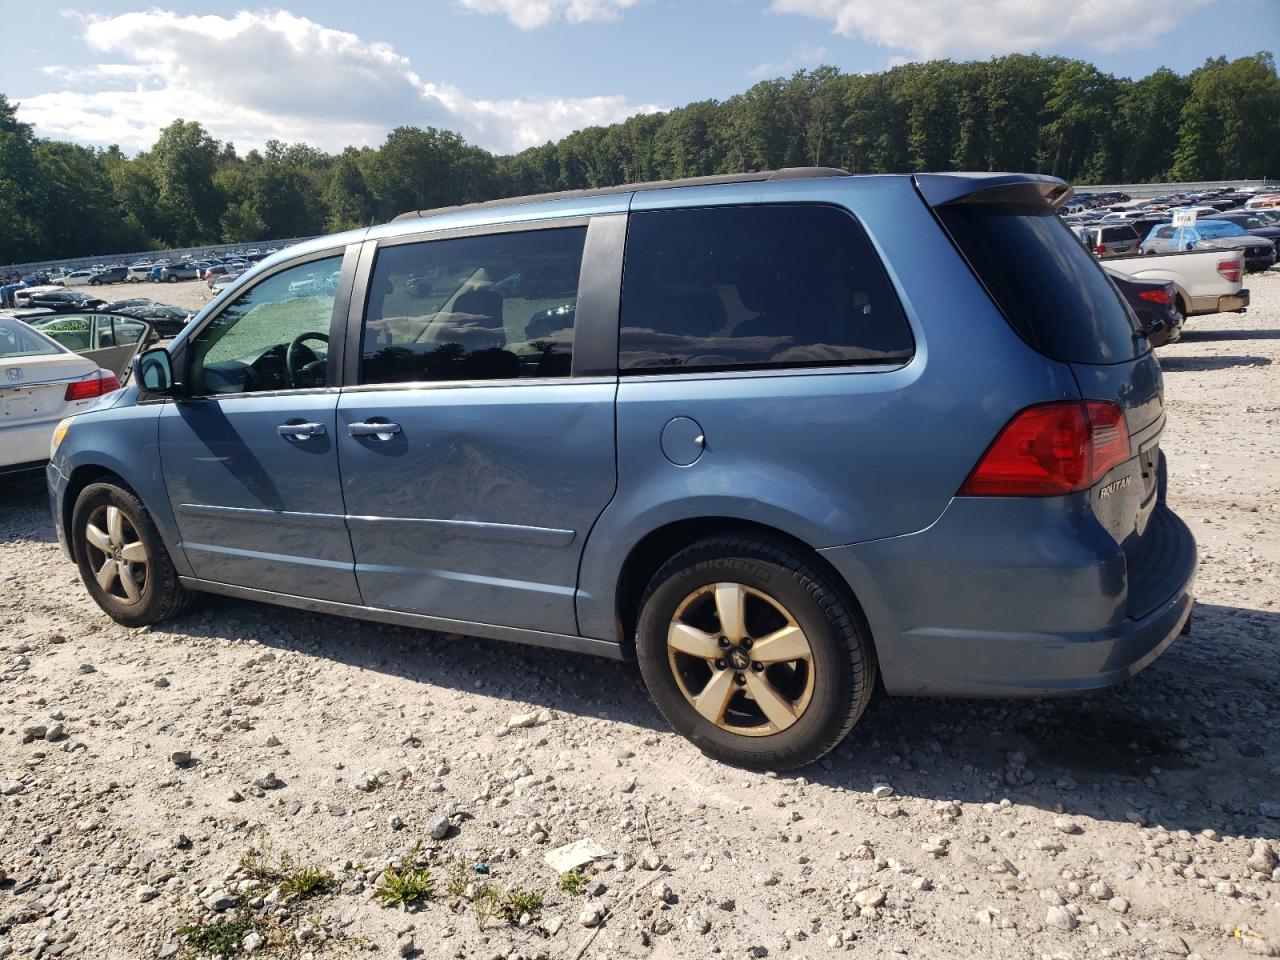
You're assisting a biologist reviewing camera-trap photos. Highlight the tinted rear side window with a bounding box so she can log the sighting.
[936,202,1143,364]
[360,227,585,384]
[619,205,913,374]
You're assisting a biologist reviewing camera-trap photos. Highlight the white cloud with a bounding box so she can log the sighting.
[768,0,1211,59]
[455,0,639,30]
[748,43,828,78]
[15,9,660,155]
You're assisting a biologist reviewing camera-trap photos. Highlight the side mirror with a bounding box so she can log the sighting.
[134,347,181,397]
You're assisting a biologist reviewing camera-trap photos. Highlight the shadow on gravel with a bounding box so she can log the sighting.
[0,472,58,545]
[808,601,1280,840]
[1173,328,1280,343]
[8,467,1277,839]
[171,587,1280,840]
[1159,354,1272,371]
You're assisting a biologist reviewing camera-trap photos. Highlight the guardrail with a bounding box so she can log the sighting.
[1074,179,1277,199]
[0,237,318,279]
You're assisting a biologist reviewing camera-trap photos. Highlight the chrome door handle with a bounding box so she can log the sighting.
[348,421,402,440]
[277,422,326,440]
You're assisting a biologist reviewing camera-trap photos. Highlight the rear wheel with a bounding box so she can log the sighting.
[72,482,193,627]
[635,536,875,770]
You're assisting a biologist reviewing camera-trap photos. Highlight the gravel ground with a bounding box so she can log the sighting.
[2,271,1278,960]
[108,278,216,317]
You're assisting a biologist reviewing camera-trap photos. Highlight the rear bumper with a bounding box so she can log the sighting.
[1191,289,1249,314]
[820,500,1196,698]
[1,420,61,470]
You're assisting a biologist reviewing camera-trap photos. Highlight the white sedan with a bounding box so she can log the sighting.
[0,316,120,475]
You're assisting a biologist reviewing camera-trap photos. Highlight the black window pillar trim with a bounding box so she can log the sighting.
[342,239,379,387]
[572,213,625,378]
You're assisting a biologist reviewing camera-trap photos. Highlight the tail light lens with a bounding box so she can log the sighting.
[65,370,120,401]
[959,401,1131,497]
[1138,288,1173,305]
[1217,258,1242,282]
[1095,244,1107,255]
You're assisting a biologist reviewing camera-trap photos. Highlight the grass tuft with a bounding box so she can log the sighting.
[240,837,334,903]
[176,915,260,957]
[497,886,545,923]
[558,869,589,895]
[376,841,434,908]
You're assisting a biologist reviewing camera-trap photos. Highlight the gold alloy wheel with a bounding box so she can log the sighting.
[666,582,815,736]
[83,505,149,605]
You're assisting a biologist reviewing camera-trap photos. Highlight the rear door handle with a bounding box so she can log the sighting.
[277,422,326,440]
[348,421,402,440]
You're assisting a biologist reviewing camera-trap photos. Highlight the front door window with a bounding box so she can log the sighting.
[187,255,343,395]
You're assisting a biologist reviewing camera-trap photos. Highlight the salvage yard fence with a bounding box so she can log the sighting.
[0,236,318,280]
[1074,178,1277,199]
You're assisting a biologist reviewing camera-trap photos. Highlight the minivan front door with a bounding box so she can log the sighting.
[157,249,362,603]
[335,219,622,635]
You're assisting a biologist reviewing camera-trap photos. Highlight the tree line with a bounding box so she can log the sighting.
[2,51,1277,264]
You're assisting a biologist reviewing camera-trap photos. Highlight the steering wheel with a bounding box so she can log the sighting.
[286,332,329,388]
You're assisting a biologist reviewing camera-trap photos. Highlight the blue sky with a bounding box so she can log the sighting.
[2,1,1275,155]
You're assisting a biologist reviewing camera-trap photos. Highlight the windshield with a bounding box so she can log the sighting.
[0,318,65,358]
[1196,220,1248,238]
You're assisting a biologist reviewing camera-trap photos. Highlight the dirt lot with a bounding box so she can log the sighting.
[113,278,217,316]
[2,272,1278,960]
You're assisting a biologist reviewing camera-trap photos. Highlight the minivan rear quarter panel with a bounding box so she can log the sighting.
[575,177,1083,641]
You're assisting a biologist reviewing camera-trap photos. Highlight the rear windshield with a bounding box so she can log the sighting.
[0,318,63,358]
[1102,226,1138,241]
[936,201,1144,365]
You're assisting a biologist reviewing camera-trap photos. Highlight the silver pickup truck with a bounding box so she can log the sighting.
[1101,248,1248,319]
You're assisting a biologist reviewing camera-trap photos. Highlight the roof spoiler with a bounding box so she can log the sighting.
[914,173,1074,211]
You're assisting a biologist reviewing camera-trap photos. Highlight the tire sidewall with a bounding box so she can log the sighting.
[636,549,860,768]
[71,483,170,626]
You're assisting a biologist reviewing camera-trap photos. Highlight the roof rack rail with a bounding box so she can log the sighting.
[391,167,851,223]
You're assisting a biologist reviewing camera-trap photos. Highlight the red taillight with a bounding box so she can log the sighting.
[1138,288,1173,305]
[64,371,120,401]
[1095,244,1107,255]
[959,401,1131,497]
[1217,258,1242,282]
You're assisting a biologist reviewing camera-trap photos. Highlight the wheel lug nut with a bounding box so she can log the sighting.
[715,659,726,670]
[717,636,729,648]
[752,661,764,672]
[741,638,753,650]
[734,673,746,686]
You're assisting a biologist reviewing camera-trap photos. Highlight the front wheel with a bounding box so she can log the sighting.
[635,536,876,770]
[71,482,193,627]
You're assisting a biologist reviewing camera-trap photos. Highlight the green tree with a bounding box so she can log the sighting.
[0,95,42,263]
[220,200,268,242]
[1173,53,1280,180]
[150,120,223,244]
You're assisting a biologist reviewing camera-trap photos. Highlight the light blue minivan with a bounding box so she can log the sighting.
[47,169,1197,769]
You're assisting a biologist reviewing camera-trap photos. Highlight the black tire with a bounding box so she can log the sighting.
[71,482,194,627]
[635,535,876,770]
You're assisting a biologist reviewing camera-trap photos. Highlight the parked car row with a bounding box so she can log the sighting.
[4,288,194,337]
[1065,185,1279,267]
